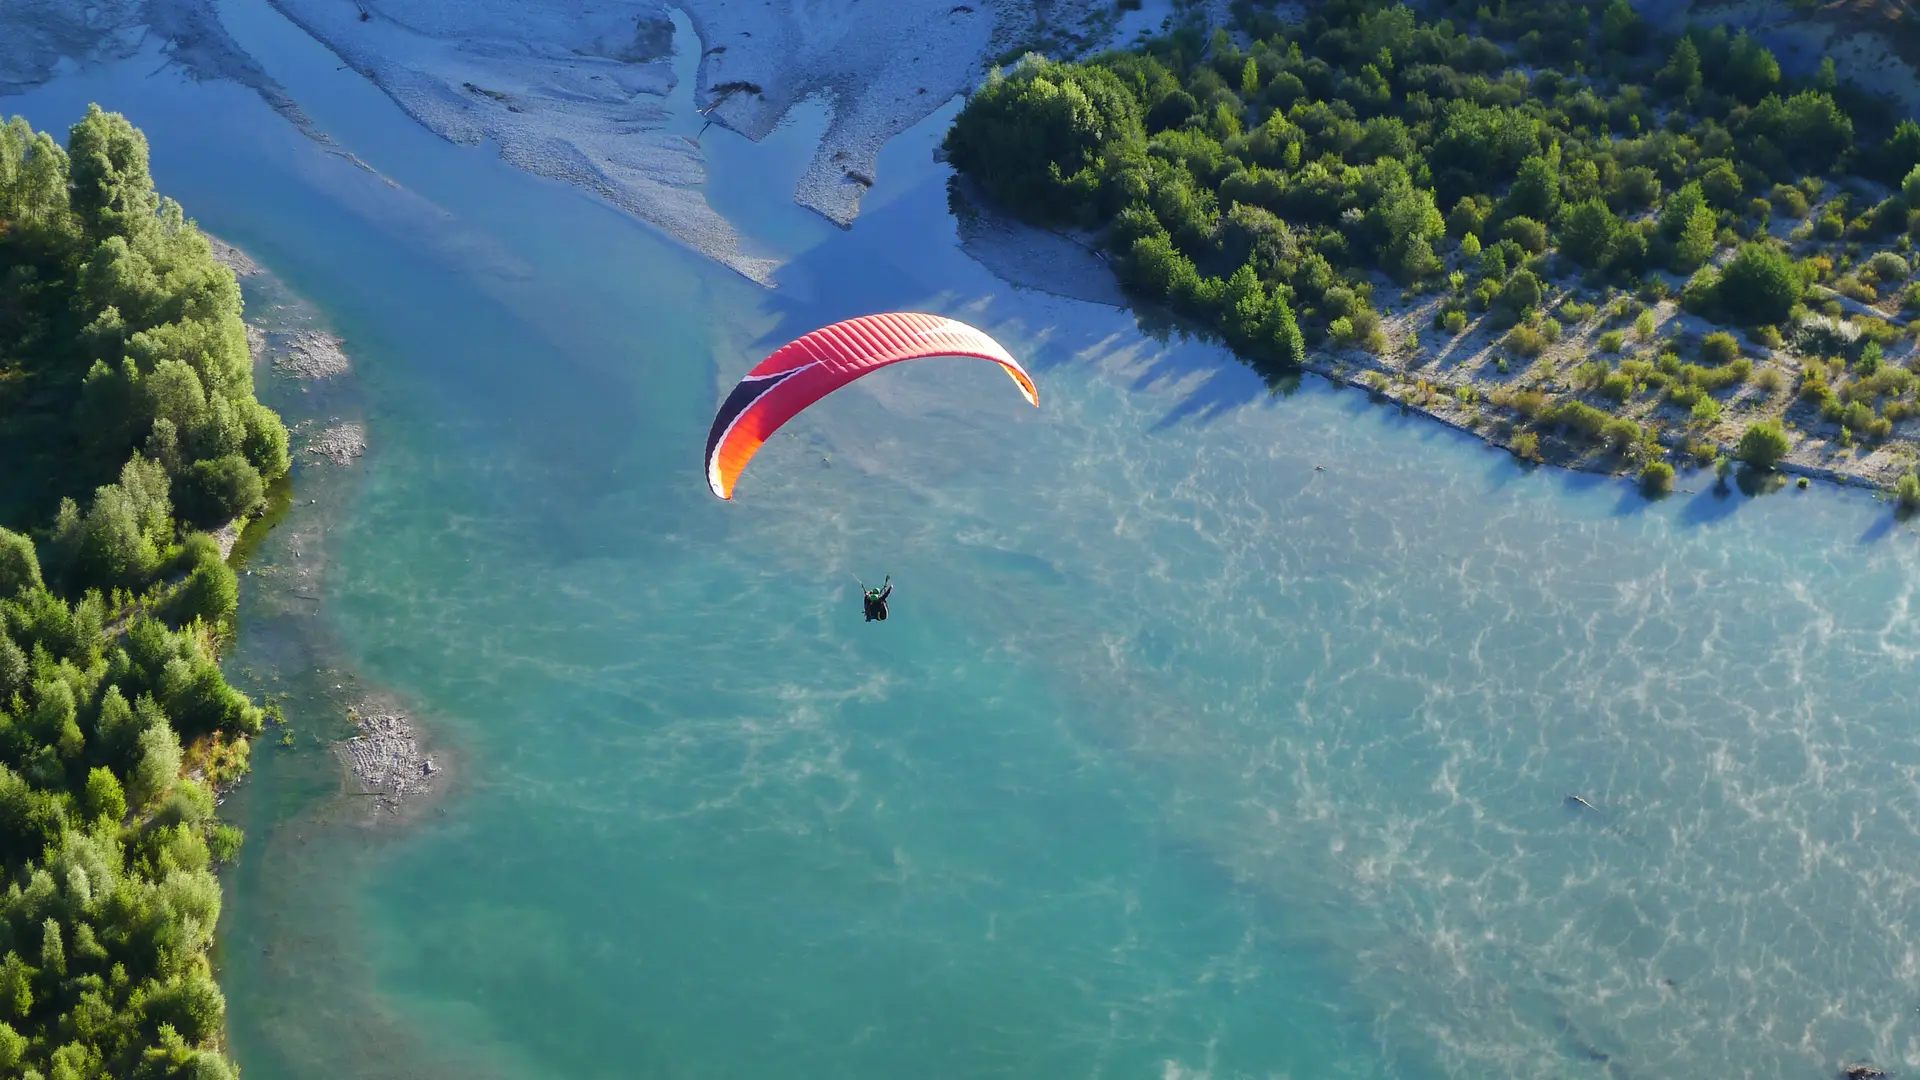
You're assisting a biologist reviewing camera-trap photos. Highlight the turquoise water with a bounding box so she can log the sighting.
[13,6,1920,1079]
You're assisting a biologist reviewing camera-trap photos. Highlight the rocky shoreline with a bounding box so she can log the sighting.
[207,233,451,817]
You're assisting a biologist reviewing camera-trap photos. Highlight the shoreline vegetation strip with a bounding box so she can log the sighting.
[0,106,289,1080]
[948,0,1920,506]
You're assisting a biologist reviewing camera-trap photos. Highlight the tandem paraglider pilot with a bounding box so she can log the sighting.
[863,576,893,623]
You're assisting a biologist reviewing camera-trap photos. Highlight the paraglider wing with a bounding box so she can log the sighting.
[704,312,1037,500]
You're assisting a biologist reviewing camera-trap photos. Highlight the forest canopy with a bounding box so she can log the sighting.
[946,0,1909,373]
[0,105,285,1080]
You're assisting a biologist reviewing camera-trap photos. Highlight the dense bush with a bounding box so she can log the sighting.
[1897,472,1920,511]
[944,56,1142,224]
[1737,420,1792,467]
[175,454,266,530]
[1700,331,1741,365]
[0,107,272,1080]
[1715,244,1802,325]
[1640,460,1675,495]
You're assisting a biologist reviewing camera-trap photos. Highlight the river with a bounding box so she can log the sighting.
[10,4,1920,1079]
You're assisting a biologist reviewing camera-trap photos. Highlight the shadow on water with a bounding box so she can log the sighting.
[1734,464,1788,498]
[1678,479,1741,527]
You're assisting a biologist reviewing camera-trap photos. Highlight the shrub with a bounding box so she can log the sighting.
[1868,251,1911,282]
[1640,460,1675,494]
[1700,331,1740,365]
[176,454,266,529]
[1716,244,1802,325]
[1736,420,1791,468]
[1497,269,1543,318]
[1770,183,1809,218]
[1502,216,1549,253]
[1600,417,1641,451]
[1443,309,1468,334]
[1897,472,1920,510]
[1598,330,1625,353]
[1834,276,1877,303]
[1511,431,1541,461]
[1755,366,1784,392]
[169,555,239,629]
[1844,400,1877,435]
[1634,310,1657,339]
[1505,325,1547,357]
[1859,339,1884,375]
[1691,397,1723,425]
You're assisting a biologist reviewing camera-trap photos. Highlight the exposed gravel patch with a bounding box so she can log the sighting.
[303,421,366,466]
[206,232,265,277]
[276,329,353,380]
[337,707,439,812]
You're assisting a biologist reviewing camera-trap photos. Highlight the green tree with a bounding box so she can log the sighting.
[1639,460,1674,495]
[175,454,265,529]
[1719,31,1781,102]
[1600,0,1645,52]
[1655,37,1703,97]
[1659,182,1707,240]
[1365,159,1445,282]
[1556,199,1619,268]
[83,767,127,824]
[1736,420,1792,468]
[1700,161,1744,209]
[170,557,239,629]
[1504,152,1562,223]
[1744,91,1854,173]
[1896,472,1920,511]
[129,719,183,810]
[1617,166,1661,209]
[1497,269,1543,319]
[1674,206,1718,272]
[1717,243,1802,325]
[945,57,1143,222]
[1876,120,1920,185]
[0,1021,23,1073]
[0,529,41,598]
[73,484,161,591]
[66,104,159,243]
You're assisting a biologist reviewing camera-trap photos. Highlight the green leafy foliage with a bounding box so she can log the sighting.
[1737,420,1792,468]
[1639,460,1675,495]
[1715,244,1803,326]
[945,56,1142,225]
[948,0,1899,466]
[0,108,266,1080]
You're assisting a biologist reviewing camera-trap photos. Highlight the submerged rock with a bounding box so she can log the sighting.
[303,422,367,466]
[338,708,437,811]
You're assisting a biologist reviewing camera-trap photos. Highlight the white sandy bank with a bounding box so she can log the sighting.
[253,0,1124,282]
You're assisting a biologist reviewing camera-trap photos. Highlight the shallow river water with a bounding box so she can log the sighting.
[11,5,1920,1079]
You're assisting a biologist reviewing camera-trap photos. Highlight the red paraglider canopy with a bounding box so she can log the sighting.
[704,312,1037,500]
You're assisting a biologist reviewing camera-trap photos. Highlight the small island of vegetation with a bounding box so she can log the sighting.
[0,106,290,1079]
[948,0,1920,504]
